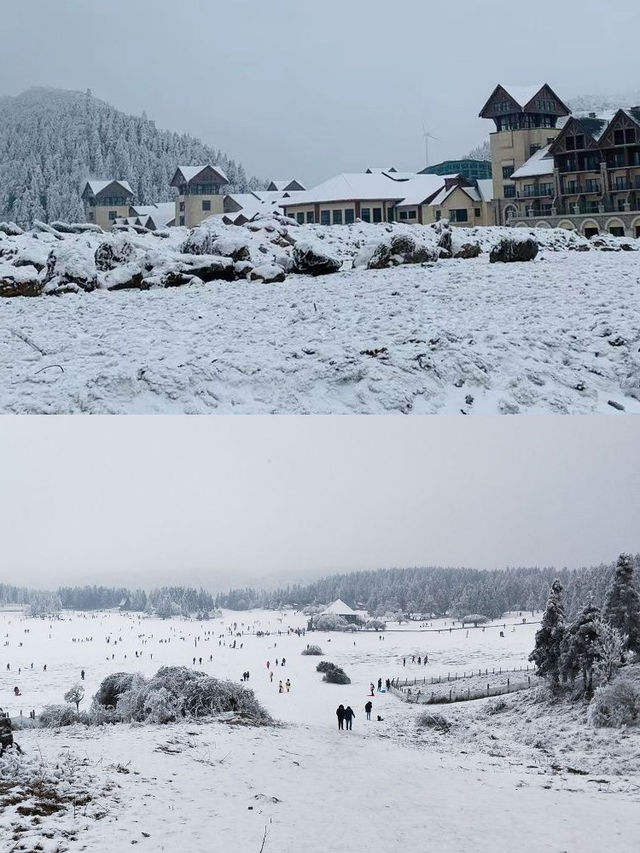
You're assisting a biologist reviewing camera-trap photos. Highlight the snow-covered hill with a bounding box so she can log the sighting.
[0,87,263,226]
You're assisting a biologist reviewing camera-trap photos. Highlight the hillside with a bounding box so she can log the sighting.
[0,87,263,226]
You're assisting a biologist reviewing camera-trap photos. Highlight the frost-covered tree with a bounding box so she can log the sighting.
[464,140,491,160]
[562,595,603,692]
[64,683,85,712]
[0,87,264,225]
[603,553,640,653]
[593,621,626,685]
[529,580,565,689]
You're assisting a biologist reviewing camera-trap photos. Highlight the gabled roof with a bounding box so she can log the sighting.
[84,179,133,198]
[480,83,570,117]
[476,179,495,202]
[394,174,460,207]
[511,145,555,179]
[130,202,176,229]
[171,165,229,187]
[322,599,356,616]
[267,179,306,192]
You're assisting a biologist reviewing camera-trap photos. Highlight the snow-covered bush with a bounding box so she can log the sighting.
[322,666,351,685]
[316,661,336,673]
[141,686,183,724]
[94,672,139,709]
[364,618,387,631]
[39,704,80,728]
[485,698,509,715]
[182,676,271,723]
[415,712,451,732]
[301,645,323,655]
[587,678,640,728]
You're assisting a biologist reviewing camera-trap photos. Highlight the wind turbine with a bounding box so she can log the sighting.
[422,121,440,169]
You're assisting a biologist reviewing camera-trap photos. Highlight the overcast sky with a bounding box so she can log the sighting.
[0,417,638,592]
[1,0,639,185]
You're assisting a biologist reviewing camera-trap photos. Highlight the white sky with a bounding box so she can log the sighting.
[0,0,639,184]
[0,417,638,591]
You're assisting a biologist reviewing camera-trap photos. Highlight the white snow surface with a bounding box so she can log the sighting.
[1,608,639,853]
[1,217,639,413]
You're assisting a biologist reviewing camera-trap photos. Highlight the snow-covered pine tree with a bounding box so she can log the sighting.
[603,553,640,653]
[561,594,603,693]
[0,87,263,225]
[529,579,565,689]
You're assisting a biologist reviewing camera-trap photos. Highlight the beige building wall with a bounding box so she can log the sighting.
[490,127,562,201]
[283,199,396,224]
[176,193,225,228]
[85,204,131,231]
[422,189,493,227]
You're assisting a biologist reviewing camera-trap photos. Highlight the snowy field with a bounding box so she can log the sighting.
[2,609,639,852]
[2,225,640,414]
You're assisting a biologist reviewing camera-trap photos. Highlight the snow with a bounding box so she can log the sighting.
[86,180,133,197]
[1,608,639,852]
[511,146,555,179]
[1,218,639,413]
[321,599,356,616]
[476,178,495,202]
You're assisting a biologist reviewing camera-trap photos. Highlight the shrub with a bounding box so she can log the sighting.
[587,678,640,728]
[316,661,335,673]
[322,666,351,685]
[485,698,508,715]
[39,704,79,728]
[301,645,323,656]
[182,677,271,724]
[416,712,450,732]
[94,672,139,709]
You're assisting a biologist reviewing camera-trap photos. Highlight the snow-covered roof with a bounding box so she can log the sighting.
[477,179,494,202]
[394,174,459,208]
[501,84,546,109]
[428,183,483,206]
[511,146,554,180]
[174,165,229,185]
[322,599,356,616]
[268,179,306,192]
[85,179,133,197]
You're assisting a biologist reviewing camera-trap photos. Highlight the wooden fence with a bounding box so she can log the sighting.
[390,669,537,705]
[393,664,533,688]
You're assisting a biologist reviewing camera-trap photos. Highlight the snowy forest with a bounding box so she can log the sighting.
[2,557,638,620]
[0,87,263,226]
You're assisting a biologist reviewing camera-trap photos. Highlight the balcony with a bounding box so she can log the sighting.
[612,180,632,191]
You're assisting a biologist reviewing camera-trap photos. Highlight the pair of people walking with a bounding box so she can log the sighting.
[336,704,355,730]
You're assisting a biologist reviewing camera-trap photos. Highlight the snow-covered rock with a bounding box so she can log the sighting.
[250,263,287,283]
[293,241,342,276]
[0,265,43,297]
[489,237,539,264]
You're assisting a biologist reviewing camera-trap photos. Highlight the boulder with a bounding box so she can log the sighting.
[95,238,136,272]
[43,245,98,294]
[489,237,539,263]
[367,233,437,269]
[453,243,482,259]
[180,255,236,282]
[249,263,286,283]
[0,222,24,237]
[293,242,342,276]
[102,263,149,291]
[0,266,43,297]
[51,221,103,235]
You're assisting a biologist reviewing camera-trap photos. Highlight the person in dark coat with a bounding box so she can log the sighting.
[364,700,372,720]
[344,706,355,730]
[336,704,345,730]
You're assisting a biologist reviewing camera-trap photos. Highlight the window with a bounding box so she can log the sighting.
[540,183,554,196]
[529,144,541,157]
[332,210,343,225]
[179,216,185,226]
[372,208,382,223]
[614,130,625,146]
[615,176,630,190]
[626,128,636,144]
[610,226,625,237]
[408,210,417,220]
[296,212,305,224]
[585,179,600,193]
[399,210,408,220]
[575,135,585,150]
[449,209,469,223]
[108,210,117,221]
[474,208,481,217]
[306,212,314,223]
[320,210,331,225]
[202,200,211,211]
[361,208,371,222]
[504,185,516,198]
[179,202,185,212]
[566,136,576,151]
[435,210,442,221]
[502,165,514,179]
[345,209,355,224]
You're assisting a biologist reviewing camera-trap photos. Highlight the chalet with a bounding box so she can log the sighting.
[170,165,229,228]
[479,83,570,224]
[279,171,495,226]
[321,599,361,624]
[82,180,134,231]
[507,108,640,237]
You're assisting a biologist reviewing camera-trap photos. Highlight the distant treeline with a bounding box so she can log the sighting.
[1,558,638,619]
[212,560,640,620]
[0,584,216,618]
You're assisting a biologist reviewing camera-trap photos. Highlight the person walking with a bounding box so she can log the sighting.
[278,680,283,693]
[80,669,85,681]
[336,704,345,730]
[344,706,355,731]
[369,683,375,697]
[285,678,291,692]
[365,700,372,720]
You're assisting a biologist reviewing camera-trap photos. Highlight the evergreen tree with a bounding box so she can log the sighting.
[529,580,565,689]
[603,553,640,653]
[562,595,603,693]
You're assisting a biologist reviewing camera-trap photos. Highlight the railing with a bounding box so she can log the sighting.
[517,189,554,198]
[389,667,537,705]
